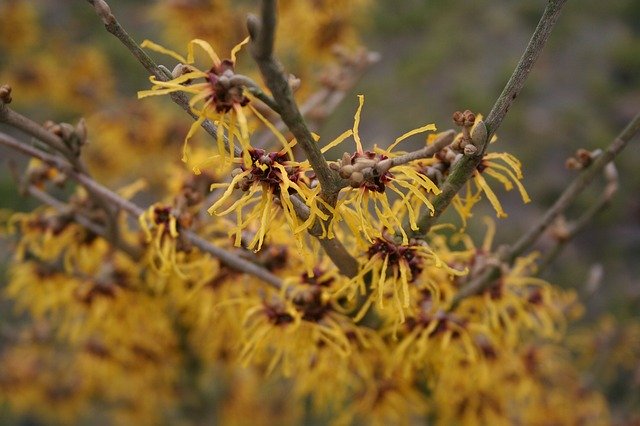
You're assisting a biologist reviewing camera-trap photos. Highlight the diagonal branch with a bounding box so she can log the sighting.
[412,0,569,236]
[537,163,618,273]
[25,185,143,260]
[451,111,640,307]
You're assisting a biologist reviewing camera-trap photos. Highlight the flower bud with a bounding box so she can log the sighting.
[470,119,487,146]
[463,144,478,155]
[350,171,364,186]
[75,118,88,146]
[339,164,354,179]
[0,84,12,104]
[94,0,115,26]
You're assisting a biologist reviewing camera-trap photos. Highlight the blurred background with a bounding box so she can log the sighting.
[1,0,639,423]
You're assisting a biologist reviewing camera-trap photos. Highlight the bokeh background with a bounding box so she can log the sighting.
[1,0,639,423]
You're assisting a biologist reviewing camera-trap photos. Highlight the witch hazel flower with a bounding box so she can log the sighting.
[328,95,441,244]
[137,37,253,166]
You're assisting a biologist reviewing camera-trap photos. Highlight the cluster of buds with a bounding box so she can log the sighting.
[451,109,484,156]
[44,119,88,157]
[565,148,602,170]
[421,148,462,185]
[330,151,393,191]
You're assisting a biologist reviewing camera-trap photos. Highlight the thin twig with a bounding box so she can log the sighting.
[412,0,569,236]
[537,163,618,273]
[451,111,640,307]
[0,131,284,289]
[383,130,455,170]
[25,185,143,260]
[0,104,70,157]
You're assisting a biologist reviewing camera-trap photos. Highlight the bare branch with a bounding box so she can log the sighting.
[0,131,284,290]
[0,103,71,158]
[25,185,143,260]
[537,163,618,273]
[248,0,341,197]
[381,130,455,171]
[412,0,569,236]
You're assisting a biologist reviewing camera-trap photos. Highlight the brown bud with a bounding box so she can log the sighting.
[94,0,115,26]
[350,171,364,186]
[0,84,12,104]
[463,110,476,126]
[59,123,75,141]
[463,144,478,155]
[576,148,592,167]
[565,157,581,170]
[452,111,464,126]
[288,74,301,92]
[49,124,63,137]
[339,164,354,179]
[75,118,88,146]
[470,119,487,146]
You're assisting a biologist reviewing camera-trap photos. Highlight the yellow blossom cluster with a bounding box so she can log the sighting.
[0,1,632,425]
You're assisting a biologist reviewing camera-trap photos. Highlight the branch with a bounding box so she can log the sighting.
[484,0,568,136]
[246,0,360,278]
[0,131,284,290]
[247,0,341,198]
[377,130,455,171]
[412,0,568,236]
[537,163,618,273]
[451,111,640,307]
[25,185,143,260]
[253,48,379,151]
[85,0,241,157]
[289,195,359,277]
[0,103,71,157]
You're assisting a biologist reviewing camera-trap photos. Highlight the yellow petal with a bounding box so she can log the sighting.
[187,38,220,66]
[141,39,187,63]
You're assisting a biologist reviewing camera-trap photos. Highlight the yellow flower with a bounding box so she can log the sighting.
[239,284,359,377]
[417,117,531,224]
[137,37,251,165]
[204,145,331,268]
[339,234,466,324]
[138,203,190,280]
[330,95,441,243]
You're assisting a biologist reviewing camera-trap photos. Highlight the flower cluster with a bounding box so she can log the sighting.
[0,1,628,425]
